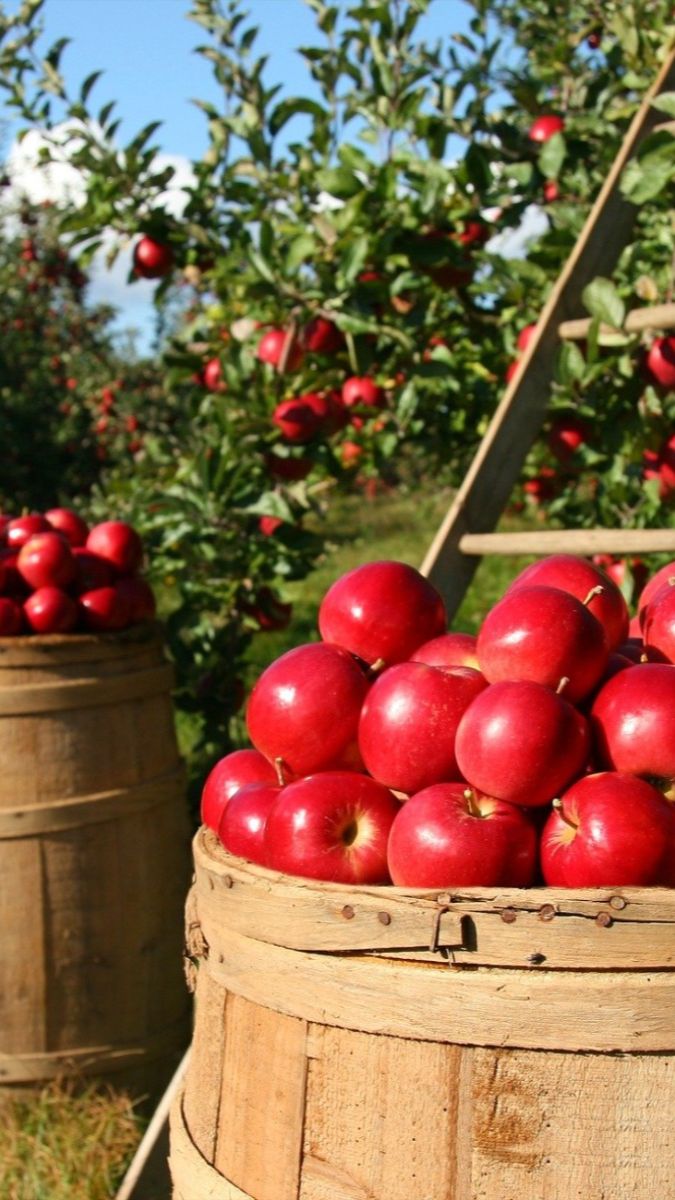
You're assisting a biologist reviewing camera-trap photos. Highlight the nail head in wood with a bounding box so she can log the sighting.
[341,905,355,920]
[377,911,392,926]
[501,908,517,924]
[538,904,556,922]
[609,895,627,910]
[223,875,233,889]
[596,911,613,928]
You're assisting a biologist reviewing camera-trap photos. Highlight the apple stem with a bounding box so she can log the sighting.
[274,757,288,787]
[463,787,481,818]
[552,797,576,829]
[582,585,604,607]
[555,676,570,695]
[367,657,387,678]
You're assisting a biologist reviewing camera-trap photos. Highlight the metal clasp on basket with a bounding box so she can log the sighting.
[429,894,463,963]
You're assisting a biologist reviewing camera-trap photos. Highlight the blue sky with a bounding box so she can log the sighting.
[21,0,475,158]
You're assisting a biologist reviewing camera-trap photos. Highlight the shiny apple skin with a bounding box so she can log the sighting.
[246,642,369,778]
[45,507,89,547]
[6,514,52,551]
[201,749,279,832]
[387,783,538,888]
[541,771,673,886]
[477,585,608,703]
[17,532,76,591]
[114,577,156,623]
[318,560,446,667]
[590,663,675,793]
[217,781,282,865]
[24,586,78,634]
[79,586,131,631]
[358,662,486,794]
[506,554,629,650]
[638,561,675,621]
[645,336,675,389]
[264,771,400,884]
[86,521,143,575]
[528,114,565,142]
[642,583,675,664]
[455,679,590,808]
[342,377,383,409]
[72,548,116,593]
[410,631,479,670]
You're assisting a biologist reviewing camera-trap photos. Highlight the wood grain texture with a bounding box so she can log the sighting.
[213,994,308,1200]
[0,627,191,1100]
[194,833,675,969]
[170,1094,254,1200]
[458,528,675,556]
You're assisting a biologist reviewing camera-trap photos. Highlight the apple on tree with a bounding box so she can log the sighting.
[132,235,173,280]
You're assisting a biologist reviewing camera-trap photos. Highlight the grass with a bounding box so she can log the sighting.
[0,1080,143,1200]
[4,480,542,1195]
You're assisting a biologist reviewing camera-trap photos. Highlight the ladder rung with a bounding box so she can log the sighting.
[458,529,675,556]
[558,302,675,341]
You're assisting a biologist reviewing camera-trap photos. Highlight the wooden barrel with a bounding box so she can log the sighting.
[171,826,675,1200]
[0,624,192,1101]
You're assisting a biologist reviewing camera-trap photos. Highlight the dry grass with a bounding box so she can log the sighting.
[0,1080,144,1200]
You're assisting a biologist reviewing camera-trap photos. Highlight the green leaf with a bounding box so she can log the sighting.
[582,277,625,328]
[80,69,102,104]
[285,233,315,272]
[337,234,369,285]
[247,248,276,284]
[315,167,363,198]
[651,91,675,117]
[556,341,586,386]
[620,152,675,204]
[269,96,326,137]
[537,132,566,180]
[464,142,492,192]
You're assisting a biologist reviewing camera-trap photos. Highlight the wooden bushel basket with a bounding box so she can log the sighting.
[170,827,675,1200]
[0,624,192,1103]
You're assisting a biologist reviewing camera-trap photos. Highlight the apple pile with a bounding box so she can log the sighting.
[0,510,156,635]
[201,554,675,890]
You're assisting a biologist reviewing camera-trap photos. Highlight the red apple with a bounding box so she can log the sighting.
[0,596,23,635]
[132,236,173,280]
[302,316,343,355]
[45,507,89,547]
[318,560,446,667]
[259,515,283,537]
[358,662,487,795]
[242,586,293,632]
[257,328,303,370]
[86,521,143,575]
[303,390,348,435]
[342,377,384,409]
[114,576,156,623]
[6,514,52,550]
[201,748,279,832]
[387,782,538,887]
[264,771,400,883]
[516,323,538,352]
[506,554,629,650]
[410,630,479,670]
[641,581,675,663]
[72,548,116,592]
[638,561,675,621]
[246,642,369,778]
[548,415,588,462]
[455,679,590,807]
[202,357,225,392]
[340,440,363,467]
[645,336,675,389]
[17,532,75,591]
[542,180,560,203]
[272,396,324,443]
[79,586,131,631]
[541,771,673,886]
[217,781,282,865]
[24,586,78,634]
[591,663,675,795]
[528,114,565,142]
[477,585,608,703]
[523,467,558,502]
[505,360,522,383]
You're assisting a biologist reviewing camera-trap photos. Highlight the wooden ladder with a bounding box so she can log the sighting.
[421,45,675,616]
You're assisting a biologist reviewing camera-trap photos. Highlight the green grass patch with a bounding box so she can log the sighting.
[0,1081,143,1200]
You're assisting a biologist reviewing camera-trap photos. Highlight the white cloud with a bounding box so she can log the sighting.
[3,125,196,352]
